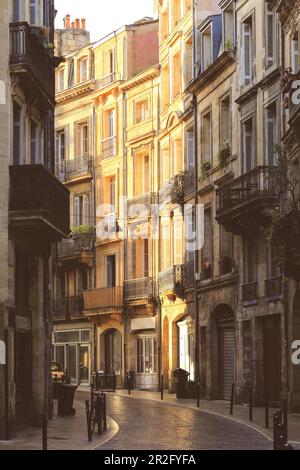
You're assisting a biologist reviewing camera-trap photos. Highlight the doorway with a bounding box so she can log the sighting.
[104,329,122,376]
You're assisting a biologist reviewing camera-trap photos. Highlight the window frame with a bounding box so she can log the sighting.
[136,335,157,375]
[242,15,254,86]
[265,2,276,70]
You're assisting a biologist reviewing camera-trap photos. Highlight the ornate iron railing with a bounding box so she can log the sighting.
[53,296,84,319]
[101,137,116,159]
[10,22,55,99]
[124,277,155,300]
[158,265,184,293]
[127,193,158,218]
[58,232,95,259]
[55,157,93,182]
[83,286,123,310]
[216,166,280,217]
[242,282,258,302]
[184,168,196,196]
[159,173,185,206]
[265,277,282,298]
[9,164,70,236]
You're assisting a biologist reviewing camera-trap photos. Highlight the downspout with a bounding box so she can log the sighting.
[122,90,128,383]
[92,104,97,373]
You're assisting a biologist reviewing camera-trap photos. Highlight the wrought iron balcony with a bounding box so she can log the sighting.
[124,277,155,301]
[55,157,93,182]
[159,173,185,207]
[9,164,70,247]
[53,296,84,320]
[10,22,57,109]
[127,193,158,218]
[242,282,258,302]
[58,232,94,265]
[265,277,282,299]
[183,260,195,288]
[216,166,280,234]
[159,265,184,296]
[184,168,196,196]
[83,286,123,311]
[102,137,116,159]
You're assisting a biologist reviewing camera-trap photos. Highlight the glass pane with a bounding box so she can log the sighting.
[79,346,89,384]
[55,331,80,343]
[81,330,90,342]
[55,346,65,371]
[68,345,77,384]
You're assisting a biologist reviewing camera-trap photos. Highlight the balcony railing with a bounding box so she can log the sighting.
[127,193,158,218]
[216,166,280,232]
[124,278,155,301]
[9,164,70,240]
[242,282,258,302]
[55,157,93,182]
[184,168,195,196]
[183,260,195,287]
[53,296,84,319]
[83,286,123,311]
[159,173,185,206]
[58,232,95,259]
[10,22,55,102]
[102,137,116,159]
[159,265,184,293]
[100,72,116,89]
[265,277,282,298]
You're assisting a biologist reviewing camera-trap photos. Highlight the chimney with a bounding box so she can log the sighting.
[71,21,75,29]
[81,18,86,31]
[65,14,70,29]
[75,18,80,29]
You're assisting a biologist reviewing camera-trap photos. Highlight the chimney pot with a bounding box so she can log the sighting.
[65,14,71,29]
[75,18,80,29]
[81,18,86,31]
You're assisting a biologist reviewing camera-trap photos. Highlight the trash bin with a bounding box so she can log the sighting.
[57,384,78,416]
[173,368,189,399]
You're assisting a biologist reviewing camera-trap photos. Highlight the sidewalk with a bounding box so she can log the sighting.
[115,389,300,447]
[0,392,119,451]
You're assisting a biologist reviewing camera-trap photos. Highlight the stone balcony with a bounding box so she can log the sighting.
[55,156,93,183]
[57,232,95,268]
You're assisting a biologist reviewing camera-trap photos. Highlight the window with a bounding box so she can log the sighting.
[184,38,193,86]
[68,60,75,87]
[242,117,255,172]
[219,225,233,275]
[73,194,90,227]
[103,49,115,80]
[102,110,115,158]
[172,139,181,175]
[135,100,149,124]
[13,101,23,165]
[58,68,65,92]
[161,147,170,186]
[201,209,213,279]
[242,17,253,85]
[56,130,65,163]
[244,240,257,283]
[105,255,116,287]
[43,0,50,27]
[266,241,280,280]
[79,58,88,82]
[223,2,235,50]
[265,2,276,69]
[136,337,157,374]
[30,0,39,25]
[202,111,212,163]
[173,208,183,265]
[220,95,231,150]
[202,26,212,71]
[76,122,89,158]
[160,221,171,271]
[292,33,299,74]
[185,131,195,170]
[172,51,181,98]
[109,176,116,208]
[13,0,23,21]
[265,102,278,166]
[30,119,40,164]
[108,110,115,138]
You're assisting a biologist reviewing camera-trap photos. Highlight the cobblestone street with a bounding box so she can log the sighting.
[89,393,272,451]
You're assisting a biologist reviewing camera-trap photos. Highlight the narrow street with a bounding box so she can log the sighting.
[79,391,272,451]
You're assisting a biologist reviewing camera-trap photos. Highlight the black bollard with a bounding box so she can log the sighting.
[249,387,253,422]
[85,400,92,442]
[161,375,164,400]
[230,383,235,415]
[265,388,269,429]
[196,382,200,408]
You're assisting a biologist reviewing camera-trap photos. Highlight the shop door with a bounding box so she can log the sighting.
[218,324,235,400]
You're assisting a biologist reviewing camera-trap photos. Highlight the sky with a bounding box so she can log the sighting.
[55,0,156,42]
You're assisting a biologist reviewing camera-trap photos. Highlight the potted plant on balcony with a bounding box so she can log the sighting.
[218,140,231,168]
[200,161,212,180]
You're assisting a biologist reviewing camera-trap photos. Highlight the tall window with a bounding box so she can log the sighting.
[223,2,235,50]
[136,337,157,374]
[202,111,212,163]
[30,0,39,25]
[172,51,181,98]
[108,110,115,138]
[73,194,90,227]
[265,2,276,69]
[109,176,116,208]
[242,16,253,85]
[68,60,75,87]
[242,117,255,172]
[265,102,278,166]
[201,209,213,279]
[13,0,23,21]
[30,119,40,164]
[202,26,212,71]
[13,101,23,165]
[266,241,280,280]
[220,95,231,149]
[76,122,89,158]
[292,33,299,74]
[161,147,170,186]
[219,225,233,275]
[58,68,65,92]
[105,255,116,287]
[135,100,149,124]
[79,58,88,82]
[244,240,257,283]
[56,130,65,163]
[161,64,170,109]
[185,131,195,170]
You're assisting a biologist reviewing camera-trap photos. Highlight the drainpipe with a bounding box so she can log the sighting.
[92,105,97,373]
[122,90,128,383]
[4,328,9,440]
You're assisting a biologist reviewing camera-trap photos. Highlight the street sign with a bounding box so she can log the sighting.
[0,340,6,365]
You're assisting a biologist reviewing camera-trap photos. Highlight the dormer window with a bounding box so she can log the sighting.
[223,1,235,50]
[265,2,276,69]
[202,25,212,71]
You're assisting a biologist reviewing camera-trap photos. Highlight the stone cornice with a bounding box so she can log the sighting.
[56,80,95,104]
[120,66,160,91]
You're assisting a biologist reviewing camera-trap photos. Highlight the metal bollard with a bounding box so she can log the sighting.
[127,373,131,395]
[161,375,164,400]
[230,383,235,415]
[103,393,107,432]
[249,387,253,422]
[265,388,269,429]
[85,400,92,442]
[196,382,200,408]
